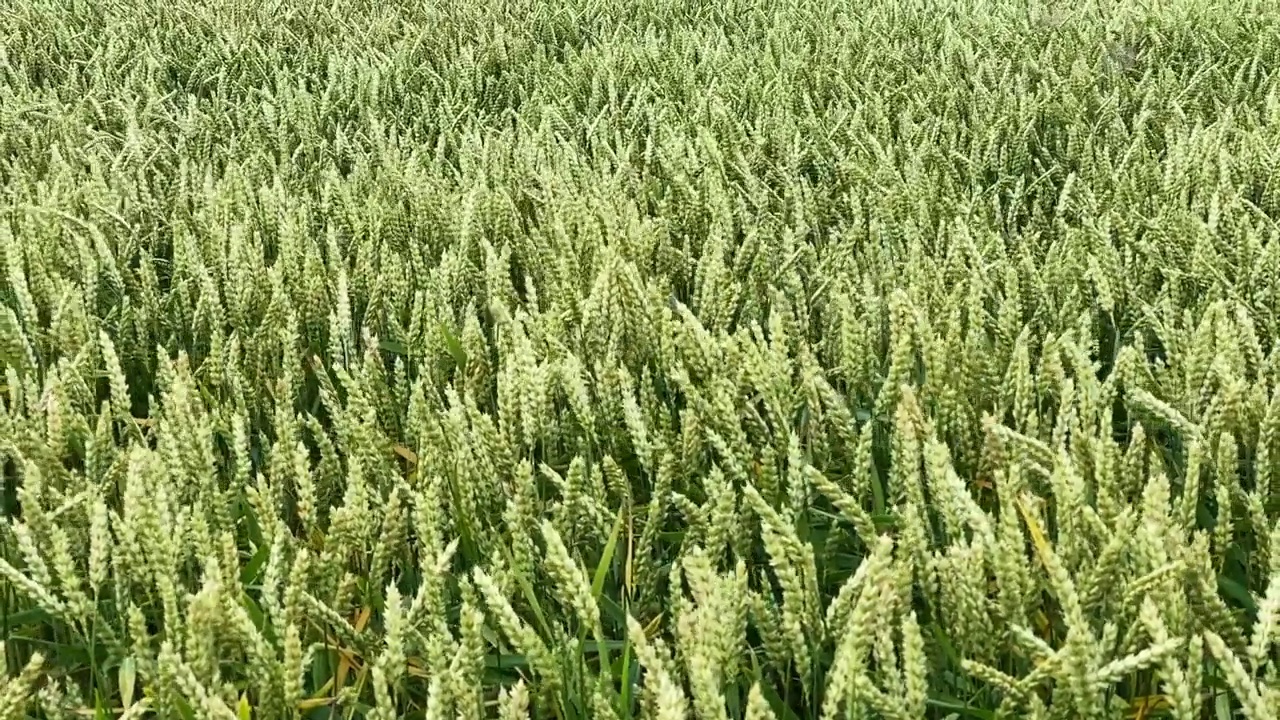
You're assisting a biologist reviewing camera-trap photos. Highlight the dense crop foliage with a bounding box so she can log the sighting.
[3,0,1280,717]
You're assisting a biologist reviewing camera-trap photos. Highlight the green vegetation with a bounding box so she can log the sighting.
[2,0,1280,717]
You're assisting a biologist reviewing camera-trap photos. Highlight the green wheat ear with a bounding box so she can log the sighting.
[0,0,1278,716]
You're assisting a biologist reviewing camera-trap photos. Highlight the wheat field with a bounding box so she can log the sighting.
[2,0,1280,717]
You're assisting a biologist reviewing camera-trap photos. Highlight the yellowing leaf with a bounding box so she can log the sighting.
[353,605,372,633]
[1016,495,1053,570]
[393,444,418,467]
[1129,694,1168,720]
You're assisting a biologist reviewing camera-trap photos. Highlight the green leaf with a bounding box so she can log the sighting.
[927,696,997,720]
[119,656,137,709]
[439,322,467,370]
[176,696,197,720]
[597,594,629,628]
[3,607,54,628]
[931,622,962,670]
[582,640,626,654]
[617,637,635,719]
[486,652,529,670]
[499,543,555,643]
[8,635,100,667]
[309,646,332,696]
[378,337,408,356]
[1215,691,1232,720]
[241,592,268,634]
[241,542,270,586]
[1219,574,1257,612]
[869,459,886,516]
[593,506,625,601]
[756,670,803,720]
[94,690,110,720]
[724,679,742,719]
